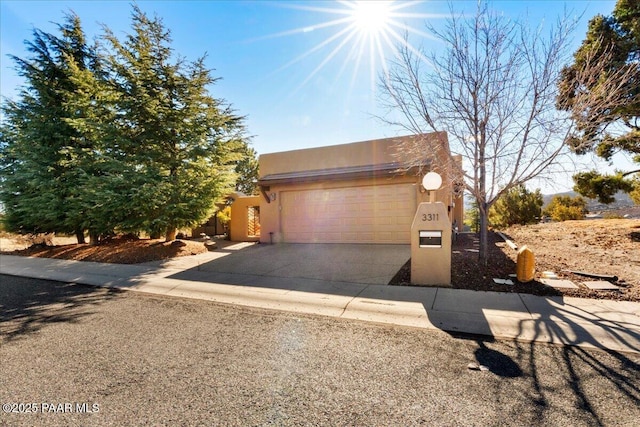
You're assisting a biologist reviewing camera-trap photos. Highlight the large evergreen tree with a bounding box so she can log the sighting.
[1,6,250,243]
[0,13,97,243]
[234,143,259,195]
[103,6,247,241]
[557,0,640,204]
[60,27,128,244]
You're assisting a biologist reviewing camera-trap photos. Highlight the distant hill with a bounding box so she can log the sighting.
[463,189,639,218]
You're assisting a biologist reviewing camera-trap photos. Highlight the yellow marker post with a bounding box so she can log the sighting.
[516,245,535,282]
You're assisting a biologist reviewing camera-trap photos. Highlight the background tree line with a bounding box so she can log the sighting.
[0,6,257,244]
[464,185,588,231]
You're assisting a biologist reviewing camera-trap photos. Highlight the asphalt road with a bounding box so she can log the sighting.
[1,274,639,426]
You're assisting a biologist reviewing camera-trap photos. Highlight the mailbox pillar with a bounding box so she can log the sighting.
[410,201,451,286]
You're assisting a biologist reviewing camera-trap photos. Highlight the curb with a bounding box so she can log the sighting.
[2,255,639,355]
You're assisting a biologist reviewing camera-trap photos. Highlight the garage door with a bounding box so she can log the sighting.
[280,183,416,243]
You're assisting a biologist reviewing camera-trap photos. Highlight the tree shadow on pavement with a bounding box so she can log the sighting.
[515,339,640,426]
[508,298,640,426]
[0,275,121,343]
[452,333,640,426]
[473,340,523,378]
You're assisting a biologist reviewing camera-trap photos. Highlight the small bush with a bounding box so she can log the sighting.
[543,195,587,221]
[489,185,543,228]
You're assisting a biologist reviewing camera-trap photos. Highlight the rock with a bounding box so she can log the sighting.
[467,362,490,372]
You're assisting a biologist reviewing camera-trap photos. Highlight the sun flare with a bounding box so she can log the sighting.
[351,1,393,34]
[256,1,441,92]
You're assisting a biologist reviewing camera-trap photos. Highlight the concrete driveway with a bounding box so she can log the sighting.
[193,242,410,285]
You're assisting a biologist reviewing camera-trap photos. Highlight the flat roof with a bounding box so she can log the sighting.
[257,161,427,186]
[258,132,446,178]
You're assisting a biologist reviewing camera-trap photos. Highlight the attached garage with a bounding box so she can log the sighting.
[257,133,463,245]
[280,183,416,243]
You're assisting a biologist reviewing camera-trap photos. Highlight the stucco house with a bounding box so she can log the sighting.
[228,193,261,242]
[255,132,463,244]
[192,192,261,242]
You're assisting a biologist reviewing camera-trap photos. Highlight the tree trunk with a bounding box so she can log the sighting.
[89,232,100,246]
[75,229,86,244]
[165,228,176,242]
[478,203,489,267]
[478,117,488,267]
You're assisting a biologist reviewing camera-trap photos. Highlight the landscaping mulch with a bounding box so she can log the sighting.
[390,219,640,302]
[10,236,208,264]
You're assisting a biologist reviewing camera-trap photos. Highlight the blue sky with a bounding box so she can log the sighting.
[0,0,626,192]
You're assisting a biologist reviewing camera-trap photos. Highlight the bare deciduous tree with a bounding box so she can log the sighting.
[378,2,580,265]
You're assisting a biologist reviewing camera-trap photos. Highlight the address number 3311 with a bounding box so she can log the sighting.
[421,213,440,221]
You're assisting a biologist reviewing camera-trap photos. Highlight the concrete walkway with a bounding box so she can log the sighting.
[1,254,639,355]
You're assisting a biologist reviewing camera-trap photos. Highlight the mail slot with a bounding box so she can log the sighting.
[419,230,442,248]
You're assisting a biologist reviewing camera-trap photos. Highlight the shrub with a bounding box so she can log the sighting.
[464,200,480,232]
[489,185,543,228]
[543,195,588,221]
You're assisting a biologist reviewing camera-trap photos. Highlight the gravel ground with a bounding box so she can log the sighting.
[1,275,639,426]
[391,219,640,302]
[503,220,640,301]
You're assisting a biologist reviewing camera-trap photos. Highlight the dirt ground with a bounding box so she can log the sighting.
[390,219,640,302]
[501,220,639,301]
[2,219,639,301]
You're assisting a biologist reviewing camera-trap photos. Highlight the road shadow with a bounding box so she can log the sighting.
[455,333,640,426]
[473,340,524,378]
[1,275,121,343]
[503,296,640,425]
[515,330,639,425]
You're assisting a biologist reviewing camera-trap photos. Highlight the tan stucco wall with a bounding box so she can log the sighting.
[258,133,463,244]
[259,132,448,176]
[229,195,261,242]
[411,202,452,286]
